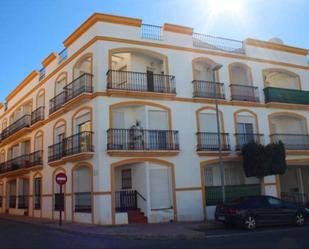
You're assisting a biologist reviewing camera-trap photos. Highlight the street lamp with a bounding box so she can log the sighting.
[211,63,225,203]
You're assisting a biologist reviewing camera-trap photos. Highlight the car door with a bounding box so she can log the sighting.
[248,197,276,225]
[266,196,294,224]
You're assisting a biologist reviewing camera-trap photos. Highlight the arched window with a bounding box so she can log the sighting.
[229,63,253,85]
[36,89,45,108]
[73,165,92,213]
[72,108,92,134]
[73,54,92,80]
[263,68,301,90]
[53,119,66,144]
[34,131,43,152]
[54,73,67,96]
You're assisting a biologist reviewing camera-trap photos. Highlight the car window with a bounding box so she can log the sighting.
[244,197,267,209]
[267,197,284,207]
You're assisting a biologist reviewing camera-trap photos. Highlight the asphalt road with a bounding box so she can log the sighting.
[0,218,308,249]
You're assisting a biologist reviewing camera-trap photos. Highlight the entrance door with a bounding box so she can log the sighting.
[150,168,171,209]
[147,70,154,92]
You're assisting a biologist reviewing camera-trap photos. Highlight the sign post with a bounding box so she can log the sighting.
[55,172,67,226]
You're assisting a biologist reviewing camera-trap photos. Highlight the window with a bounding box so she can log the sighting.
[224,166,245,185]
[121,169,132,189]
[205,168,214,186]
[237,123,254,134]
[34,177,41,209]
[267,197,284,207]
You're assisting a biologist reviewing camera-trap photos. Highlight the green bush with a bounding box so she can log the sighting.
[241,141,287,178]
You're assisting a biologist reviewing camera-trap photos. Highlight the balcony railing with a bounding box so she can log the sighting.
[106,70,176,94]
[230,84,260,102]
[264,87,309,105]
[74,192,92,213]
[270,134,309,150]
[205,184,261,206]
[193,33,245,54]
[48,131,94,162]
[0,151,43,174]
[196,132,230,151]
[31,106,45,125]
[107,129,179,151]
[141,24,162,40]
[235,133,264,150]
[192,80,225,99]
[1,114,31,140]
[49,73,93,114]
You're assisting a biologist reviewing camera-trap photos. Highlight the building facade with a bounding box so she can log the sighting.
[0,13,308,225]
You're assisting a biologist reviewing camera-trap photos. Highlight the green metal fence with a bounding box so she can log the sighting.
[264,87,309,105]
[205,184,261,206]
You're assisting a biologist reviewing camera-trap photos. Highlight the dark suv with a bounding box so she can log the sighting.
[215,195,309,230]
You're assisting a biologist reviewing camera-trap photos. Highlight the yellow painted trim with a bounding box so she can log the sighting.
[107,150,179,157]
[245,38,308,56]
[163,23,193,35]
[63,13,142,47]
[42,53,57,68]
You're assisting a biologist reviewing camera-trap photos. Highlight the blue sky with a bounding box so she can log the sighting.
[0,0,308,102]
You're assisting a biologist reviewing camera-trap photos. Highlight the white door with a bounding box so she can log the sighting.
[150,168,171,209]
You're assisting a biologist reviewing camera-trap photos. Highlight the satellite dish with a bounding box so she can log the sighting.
[268,37,284,44]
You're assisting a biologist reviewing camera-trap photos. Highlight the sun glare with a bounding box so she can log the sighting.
[208,0,245,17]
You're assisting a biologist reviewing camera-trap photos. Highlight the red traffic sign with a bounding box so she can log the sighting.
[55,172,67,185]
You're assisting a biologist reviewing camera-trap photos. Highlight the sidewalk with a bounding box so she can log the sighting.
[0,214,222,240]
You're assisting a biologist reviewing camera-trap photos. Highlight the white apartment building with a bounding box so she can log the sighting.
[0,13,308,225]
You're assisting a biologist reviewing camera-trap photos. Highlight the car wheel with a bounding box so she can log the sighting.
[295,213,305,226]
[243,215,256,230]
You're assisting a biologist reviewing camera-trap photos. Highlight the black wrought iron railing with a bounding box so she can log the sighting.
[9,195,16,208]
[17,195,28,209]
[74,192,92,213]
[115,190,137,212]
[196,132,230,151]
[49,73,93,114]
[141,24,162,40]
[230,84,260,102]
[1,114,31,140]
[235,133,264,150]
[192,80,225,99]
[270,134,309,150]
[107,129,179,151]
[193,33,245,54]
[106,70,176,94]
[281,192,309,207]
[31,106,45,125]
[48,131,94,162]
[0,151,43,174]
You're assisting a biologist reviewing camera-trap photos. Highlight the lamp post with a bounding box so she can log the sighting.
[211,64,225,203]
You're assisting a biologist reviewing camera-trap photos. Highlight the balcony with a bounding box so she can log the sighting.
[0,151,43,175]
[48,131,94,164]
[230,84,260,102]
[192,80,225,99]
[193,33,245,54]
[107,129,179,156]
[106,70,176,96]
[196,132,231,152]
[1,115,31,141]
[270,134,309,150]
[264,87,309,105]
[235,133,264,151]
[49,73,93,115]
[141,24,162,41]
[31,106,45,125]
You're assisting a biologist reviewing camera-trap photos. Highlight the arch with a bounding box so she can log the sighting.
[195,106,225,133]
[110,157,177,225]
[32,171,43,217]
[7,137,31,159]
[52,167,67,221]
[36,89,45,109]
[33,130,44,151]
[109,100,173,129]
[72,53,93,80]
[192,57,221,81]
[71,106,93,135]
[228,62,253,85]
[262,68,301,89]
[54,72,68,96]
[268,112,308,134]
[108,48,169,75]
[53,118,67,143]
[71,162,94,224]
[200,156,241,219]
